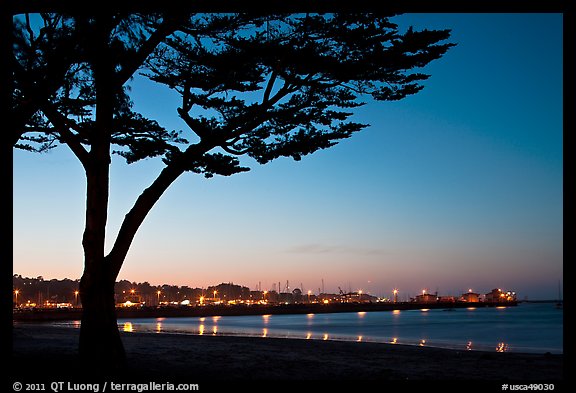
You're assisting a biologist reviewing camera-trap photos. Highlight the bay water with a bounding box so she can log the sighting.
[108,302,562,354]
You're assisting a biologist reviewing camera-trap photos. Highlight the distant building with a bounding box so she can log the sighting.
[292,288,303,303]
[438,295,456,303]
[265,290,279,304]
[317,293,339,304]
[414,293,438,303]
[485,288,516,302]
[461,292,480,303]
[343,292,378,303]
[278,292,294,304]
[249,290,263,302]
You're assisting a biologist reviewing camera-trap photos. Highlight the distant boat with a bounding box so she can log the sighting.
[555,280,563,309]
[556,301,562,309]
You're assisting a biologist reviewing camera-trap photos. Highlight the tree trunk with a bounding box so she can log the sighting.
[79,261,125,372]
[78,15,122,372]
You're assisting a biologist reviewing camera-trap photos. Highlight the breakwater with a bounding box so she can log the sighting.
[13,300,516,321]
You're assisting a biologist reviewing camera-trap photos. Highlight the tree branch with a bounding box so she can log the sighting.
[40,102,90,167]
[221,143,250,156]
[11,45,77,146]
[262,70,277,105]
[177,107,211,139]
[116,14,183,87]
[107,140,215,279]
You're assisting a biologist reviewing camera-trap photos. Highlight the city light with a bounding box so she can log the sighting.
[11,278,518,314]
[496,342,509,352]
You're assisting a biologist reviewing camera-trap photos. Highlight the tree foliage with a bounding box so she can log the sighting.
[11,11,454,366]
[14,13,454,177]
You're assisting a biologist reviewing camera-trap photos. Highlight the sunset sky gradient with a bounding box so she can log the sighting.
[13,13,563,300]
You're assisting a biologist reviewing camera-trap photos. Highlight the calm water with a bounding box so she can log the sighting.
[62,302,564,354]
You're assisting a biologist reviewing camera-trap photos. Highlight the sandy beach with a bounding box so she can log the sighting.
[12,322,564,389]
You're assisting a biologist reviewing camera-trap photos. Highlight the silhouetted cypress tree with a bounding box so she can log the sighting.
[12,12,454,371]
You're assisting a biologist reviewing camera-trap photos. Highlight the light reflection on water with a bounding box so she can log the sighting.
[57,303,562,354]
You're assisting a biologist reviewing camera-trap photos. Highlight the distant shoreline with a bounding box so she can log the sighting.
[13,300,518,321]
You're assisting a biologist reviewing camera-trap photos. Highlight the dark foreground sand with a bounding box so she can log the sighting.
[12,323,564,389]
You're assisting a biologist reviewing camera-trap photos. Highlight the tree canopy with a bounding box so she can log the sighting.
[13,13,454,176]
[11,11,454,366]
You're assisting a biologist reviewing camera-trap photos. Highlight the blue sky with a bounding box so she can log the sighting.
[13,13,563,300]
